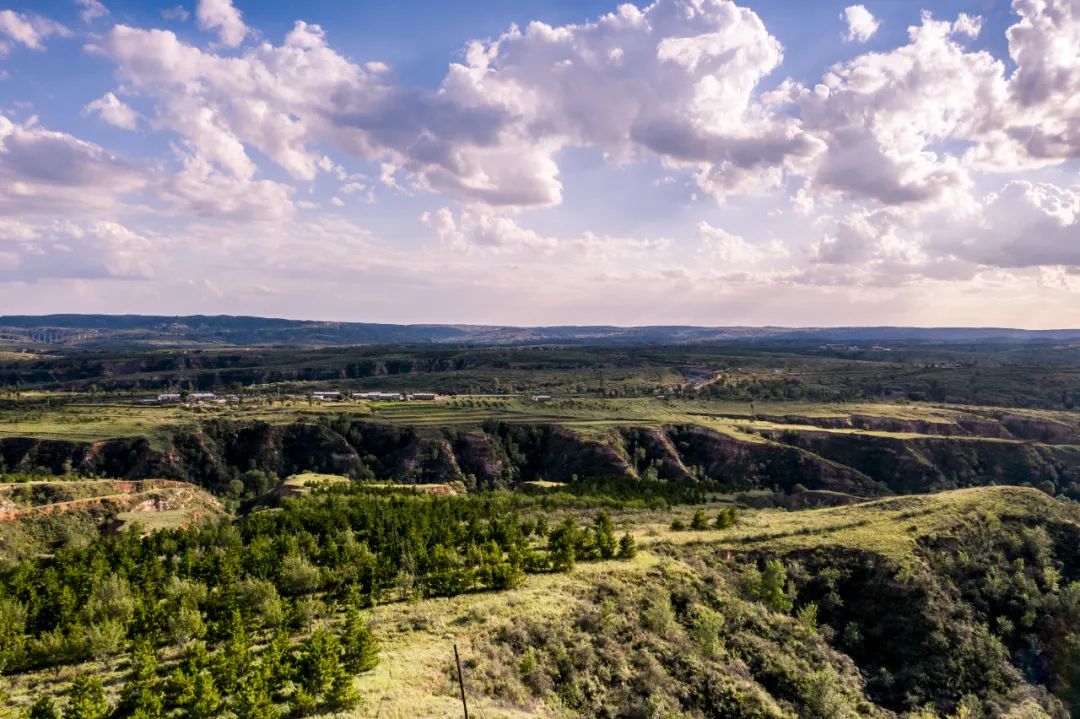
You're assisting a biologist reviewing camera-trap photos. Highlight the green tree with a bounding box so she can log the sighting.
[548,517,578,572]
[757,560,793,613]
[233,667,278,719]
[290,688,317,718]
[120,639,164,719]
[187,670,221,719]
[325,667,360,711]
[617,533,637,560]
[715,507,739,529]
[296,626,341,696]
[690,509,709,530]
[341,607,380,673]
[593,511,617,559]
[62,676,109,719]
[26,696,60,719]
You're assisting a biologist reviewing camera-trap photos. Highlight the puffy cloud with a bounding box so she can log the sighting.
[97,1,820,208]
[98,22,360,181]
[421,206,556,252]
[0,9,70,53]
[696,220,787,264]
[76,0,109,24]
[809,178,1080,284]
[986,0,1080,167]
[799,13,1006,206]
[842,5,879,43]
[0,219,160,280]
[154,153,294,221]
[952,13,982,38]
[421,206,670,261]
[945,181,1080,268]
[440,0,819,203]
[83,92,139,130]
[0,113,146,214]
[195,0,247,47]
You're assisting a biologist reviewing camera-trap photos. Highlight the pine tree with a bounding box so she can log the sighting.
[290,688,317,718]
[715,507,739,529]
[296,626,341,696]
[690,509,709,530]
[187,670,221,719]
[547,517,578,572]
[325,667,360,711]
[341,607,380,673]
[233,667,278,719]
[27,696,59,719]
[592,512,616,559]
[262,628,293,698]
[758,559,793,613]
[216,609,251,694]
[62,676,109,719]
[617,533,637,560]
[120,638,164,719]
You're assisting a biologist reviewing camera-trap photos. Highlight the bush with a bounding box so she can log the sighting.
[715,507,739,529]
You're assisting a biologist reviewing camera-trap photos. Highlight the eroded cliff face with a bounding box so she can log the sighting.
[764,429,1080,494]
[2,415,1078,498]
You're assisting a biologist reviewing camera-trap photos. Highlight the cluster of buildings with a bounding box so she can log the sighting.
[142,392,239,405]
[313,391,438,402]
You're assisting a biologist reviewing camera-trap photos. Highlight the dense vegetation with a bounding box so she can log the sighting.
[0,489,636,716]
[3,340,1080,408]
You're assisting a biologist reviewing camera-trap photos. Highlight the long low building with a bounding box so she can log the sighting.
[352,391,404,401]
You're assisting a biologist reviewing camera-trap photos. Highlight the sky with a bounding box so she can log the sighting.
[0,0,1079,328]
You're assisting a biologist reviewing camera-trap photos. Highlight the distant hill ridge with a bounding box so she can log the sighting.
[1,314,1079,347]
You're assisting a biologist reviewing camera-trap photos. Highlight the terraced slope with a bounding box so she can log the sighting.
[0,479,222,562]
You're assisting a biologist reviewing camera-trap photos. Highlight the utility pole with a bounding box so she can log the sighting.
[454,644,469,719]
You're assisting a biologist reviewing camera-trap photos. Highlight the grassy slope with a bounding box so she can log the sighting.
[358,486,1077,717]
[0,479,223,562]
[3,397,1078,443]
[5,486,1072,718]
[656,486,1077,566]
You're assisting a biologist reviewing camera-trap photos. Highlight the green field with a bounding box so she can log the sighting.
[3,395,1078,445]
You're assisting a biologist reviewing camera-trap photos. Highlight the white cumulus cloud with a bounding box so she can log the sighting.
[842,5,879,43]
[196,0,247,47]
[83,92,139,130]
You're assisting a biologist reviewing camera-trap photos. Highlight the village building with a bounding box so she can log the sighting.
[352,391,404,401]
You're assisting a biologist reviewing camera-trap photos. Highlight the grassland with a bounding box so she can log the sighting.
[656,485,1074,565]
[2,395,1078,445]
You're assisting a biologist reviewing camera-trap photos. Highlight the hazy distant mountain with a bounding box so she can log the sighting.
[1,314,1079,347]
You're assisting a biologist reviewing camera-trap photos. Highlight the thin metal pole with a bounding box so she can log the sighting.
[454,644,470,719]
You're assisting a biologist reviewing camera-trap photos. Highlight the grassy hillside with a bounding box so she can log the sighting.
[3,486,1078,718]
[0,479,223,562]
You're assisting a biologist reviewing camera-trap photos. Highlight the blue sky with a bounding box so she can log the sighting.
[0,0,1078,326]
